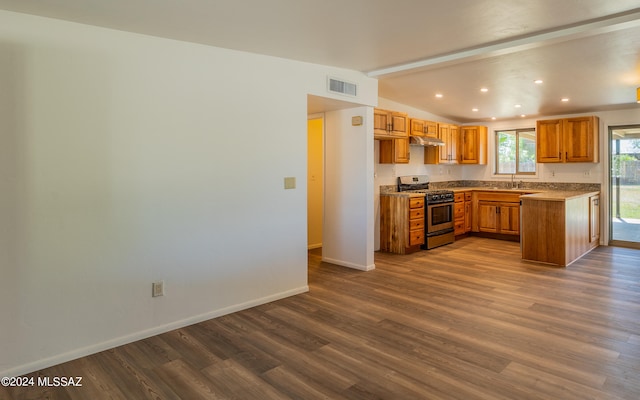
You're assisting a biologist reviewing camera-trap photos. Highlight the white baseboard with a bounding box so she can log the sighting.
[322,256,375,271]
[1,285,309,378]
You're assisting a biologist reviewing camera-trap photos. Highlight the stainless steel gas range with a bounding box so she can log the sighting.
[397,176,455,249]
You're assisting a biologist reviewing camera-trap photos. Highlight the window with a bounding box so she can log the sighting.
[495,129,536,175]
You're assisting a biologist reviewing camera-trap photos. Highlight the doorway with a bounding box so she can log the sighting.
[610,125,640,248]
[307,116,323,251]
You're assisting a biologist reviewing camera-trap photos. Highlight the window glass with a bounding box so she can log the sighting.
[496,129,536,175]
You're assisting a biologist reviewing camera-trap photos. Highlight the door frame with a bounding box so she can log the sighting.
[608,124,640,249]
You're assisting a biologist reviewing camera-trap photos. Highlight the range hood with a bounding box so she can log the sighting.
[409,136,445,146]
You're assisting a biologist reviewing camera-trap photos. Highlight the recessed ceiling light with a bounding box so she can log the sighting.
[480,88,489,92]
[491,117,497,120]
[435,93,443,98]
[521,114,526,118]
[534,79,543,84]
[472,108,479,112]
[561,98,570,102]
[515,104,522,108]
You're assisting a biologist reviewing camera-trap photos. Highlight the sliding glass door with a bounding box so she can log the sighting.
[610,125,640,248]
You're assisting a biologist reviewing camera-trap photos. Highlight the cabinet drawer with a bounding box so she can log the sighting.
[476,191,521,203]
[409,197,425,209]
[454,221,465,235]
[454,203,465,219]
[454,193,465,203]
[465,192,472,201]
[409,208,424,219]
[409,229,424,246]
[409,219,424,230]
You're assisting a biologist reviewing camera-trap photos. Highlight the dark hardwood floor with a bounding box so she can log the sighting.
[4,237,640,399]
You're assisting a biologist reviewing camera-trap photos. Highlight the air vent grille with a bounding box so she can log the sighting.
[328,77,357,96]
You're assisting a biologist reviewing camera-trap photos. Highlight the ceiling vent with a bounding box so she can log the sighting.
[328,77,357,97]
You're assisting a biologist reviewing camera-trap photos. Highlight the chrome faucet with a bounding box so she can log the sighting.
[511,174,516,188]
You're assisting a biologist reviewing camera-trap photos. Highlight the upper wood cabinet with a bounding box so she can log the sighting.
[409,118,438,137]
[374,109,408,139]
[536,116,599,163]
[439,123,458,164]
[379,138,410,164]
[459,126,488,164]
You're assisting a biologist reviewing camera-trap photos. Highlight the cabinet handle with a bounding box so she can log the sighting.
[566,152,568,160]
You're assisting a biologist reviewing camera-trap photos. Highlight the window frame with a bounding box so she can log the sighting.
[494,128,537,176]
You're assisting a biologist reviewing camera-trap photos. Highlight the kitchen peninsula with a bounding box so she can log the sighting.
[520,191,600,267]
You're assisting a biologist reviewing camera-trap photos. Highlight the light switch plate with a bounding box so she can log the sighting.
[284,177,296,189]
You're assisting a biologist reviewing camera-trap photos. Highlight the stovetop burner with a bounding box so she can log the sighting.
[397,176,454,204]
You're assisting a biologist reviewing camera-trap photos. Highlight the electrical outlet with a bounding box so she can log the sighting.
[152,281,164,297]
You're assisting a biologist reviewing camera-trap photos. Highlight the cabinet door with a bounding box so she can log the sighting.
[499,203,520,235]
[395,138,410,163]
[425,120,438,137]
[590,195,600,243]
[379,139,409,164]
[477,202,498,233]
[464,201,472,232]
[449,125,459,163]
[410,119,425,137]
[389,112,408,138]
[459,126,487,164]
[438,124,451,163]
[564,116,597,162]
[374,109,390,137]
[537,119,563,163]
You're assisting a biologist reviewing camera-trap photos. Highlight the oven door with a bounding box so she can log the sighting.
[427,202,454,233]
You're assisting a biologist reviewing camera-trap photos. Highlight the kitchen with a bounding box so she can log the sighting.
[374,98,626,266]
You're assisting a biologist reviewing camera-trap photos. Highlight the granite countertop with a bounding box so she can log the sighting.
[381,187,599,200]
[381,192,426,198]
[520,190,600,201]
[450,187,544,194]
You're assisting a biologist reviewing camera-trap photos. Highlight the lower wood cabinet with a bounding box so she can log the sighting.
[454,191,472,236]
[473,192,521,237]
[521,192,600,266]
[589,194,600,243]
[380,195,424,254]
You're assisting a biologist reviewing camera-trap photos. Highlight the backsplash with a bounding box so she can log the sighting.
[380,180,601,193]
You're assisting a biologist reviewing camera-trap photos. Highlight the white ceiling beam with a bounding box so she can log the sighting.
[367,8,640,78]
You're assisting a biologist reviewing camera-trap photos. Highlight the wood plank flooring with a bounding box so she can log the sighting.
[3,237,640,399]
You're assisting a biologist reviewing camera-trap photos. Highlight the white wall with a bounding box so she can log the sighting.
[324,107,376,270]
[0,10,377,376]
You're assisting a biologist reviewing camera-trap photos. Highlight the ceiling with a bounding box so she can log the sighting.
[2,0,640,122]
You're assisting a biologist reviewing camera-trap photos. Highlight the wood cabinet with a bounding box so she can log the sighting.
[459,126,488,164]
[464,192,472,232]
[425,123,458,164]
[454,192,472,236]
[409,118,438,137]
[379,138,409,164]
[454,193,465,235]
[589,194,600,243]
[439,124,458,164]
[380,195,425,254]
[521,192,600,266]
[536,116,599,163]
[473,191,520,237]
[374,109,408,139]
